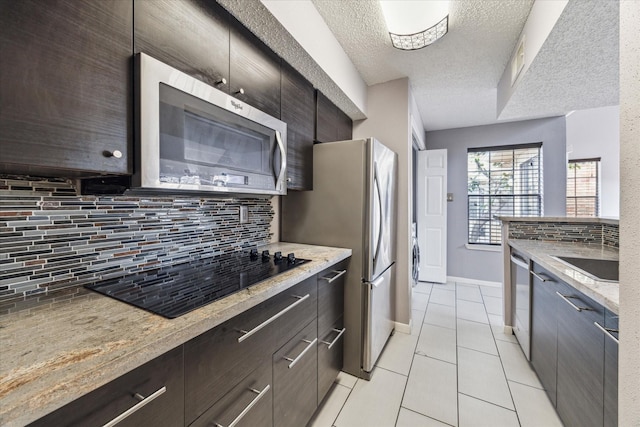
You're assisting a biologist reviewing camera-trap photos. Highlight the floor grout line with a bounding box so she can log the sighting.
[482,288,523,427]
[316,280,559,427]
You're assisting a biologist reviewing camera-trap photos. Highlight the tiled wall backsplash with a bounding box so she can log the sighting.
[508,221,619,248]
[0,177,274,302]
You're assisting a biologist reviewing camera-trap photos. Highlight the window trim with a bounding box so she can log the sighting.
[467,143,543,245]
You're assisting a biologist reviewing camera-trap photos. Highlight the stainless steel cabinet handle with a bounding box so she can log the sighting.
[556,291,593,312]
[510,254,528,269]
[321,328,346,350]
[274,130,287,191]
[320,270,347,283]
[213,384,271,427]
[594,321,619,344]
[101,386,166,427]
[284,337,318,369]
[235,88,245,95]
[532,271,555,282]
[238,294,310,343]
[216,77,227,85]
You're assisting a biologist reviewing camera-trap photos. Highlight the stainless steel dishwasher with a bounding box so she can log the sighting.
[510,250,531,360]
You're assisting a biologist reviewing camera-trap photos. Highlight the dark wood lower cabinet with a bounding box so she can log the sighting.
[603,309,619,427]
[29,346,184,427]
[318,317,345,401]
[190,361,272,427]
[273,320,318,427]
[184,275,317,424]
[28,259,349,427]
[556,281,605,427]
[529,261,619,427]
[530,266,559,405]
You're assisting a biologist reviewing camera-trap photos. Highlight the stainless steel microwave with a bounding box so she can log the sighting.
[133,53,287,195]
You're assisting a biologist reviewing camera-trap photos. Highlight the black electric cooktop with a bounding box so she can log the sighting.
[85,249,310,318]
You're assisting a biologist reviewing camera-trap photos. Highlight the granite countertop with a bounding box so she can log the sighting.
[0,242,351,427]
[508,239,618,313]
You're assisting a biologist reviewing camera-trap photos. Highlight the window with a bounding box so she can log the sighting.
[566,158,600,217]
[468,143,543,245]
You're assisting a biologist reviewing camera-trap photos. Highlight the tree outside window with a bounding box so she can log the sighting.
[468,144,543,245]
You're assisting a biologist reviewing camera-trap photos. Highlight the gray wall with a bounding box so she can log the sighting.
[425,117,567,282]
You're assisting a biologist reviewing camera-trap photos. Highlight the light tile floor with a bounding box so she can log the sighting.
[308,281,564,427]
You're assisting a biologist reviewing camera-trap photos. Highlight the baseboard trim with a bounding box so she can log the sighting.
[447,275,502,288]
[395,320,411,334]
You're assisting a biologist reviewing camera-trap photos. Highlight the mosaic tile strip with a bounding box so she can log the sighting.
[0,177,274,302]
[602,223,619,248]
[508,221,619,248]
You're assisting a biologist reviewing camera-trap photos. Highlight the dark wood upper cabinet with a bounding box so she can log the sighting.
[281,63,315,190]
[335,106,353,142]
[315,91,352,143]
[229,22,281,119]
[0,0,132,177]
[134,0,229,89]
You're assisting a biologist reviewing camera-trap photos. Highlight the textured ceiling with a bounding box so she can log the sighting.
[312,0,535,131]
[499,0,619,121]
[218,0,620,132]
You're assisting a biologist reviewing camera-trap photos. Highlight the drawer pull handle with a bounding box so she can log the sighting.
[320,269,347,283]
[510,255,528,269]
[594,321,619,344]
[101,386,166,427]
[321,328,346,350]
[556,292,593,312]
[238,294,310,343]
[214,384,271,427]
[532,271,554,282]
[284,337,318,369]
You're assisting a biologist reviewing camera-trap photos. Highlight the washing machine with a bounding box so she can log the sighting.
[411,222,420,286]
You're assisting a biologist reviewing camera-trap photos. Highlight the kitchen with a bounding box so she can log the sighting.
[0,1,639,427]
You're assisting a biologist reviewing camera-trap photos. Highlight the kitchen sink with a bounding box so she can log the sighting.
[552,256,619,282]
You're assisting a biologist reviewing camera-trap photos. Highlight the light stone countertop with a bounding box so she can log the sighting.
[0,242,351,427]
[508,239,618,313]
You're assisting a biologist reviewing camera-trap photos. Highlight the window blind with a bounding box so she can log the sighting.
[467,144,543,245]
[566,158,600,217]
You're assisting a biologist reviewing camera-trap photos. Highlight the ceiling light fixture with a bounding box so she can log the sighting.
[380,1,449,50]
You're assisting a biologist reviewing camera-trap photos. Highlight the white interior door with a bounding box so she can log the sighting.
[417,149,447,283]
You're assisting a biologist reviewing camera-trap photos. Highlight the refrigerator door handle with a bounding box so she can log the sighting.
[372,163,383,271]
[370,275,385,288]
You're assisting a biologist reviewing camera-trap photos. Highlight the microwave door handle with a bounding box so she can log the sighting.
[274,131,287,191]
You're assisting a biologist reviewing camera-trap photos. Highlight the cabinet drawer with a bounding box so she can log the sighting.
[190,360,272,427]
[30,346,184,427]
[273,319,318,427]
[318,260,347,334]
[556,280,605,427]
[318,317,345,402]
[185,275,317,424]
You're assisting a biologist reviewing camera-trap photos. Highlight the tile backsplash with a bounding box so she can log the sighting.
[508,220,619,248]
[0,177,274,302]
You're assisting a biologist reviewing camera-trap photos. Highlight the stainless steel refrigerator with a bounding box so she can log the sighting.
[281,138,397,379]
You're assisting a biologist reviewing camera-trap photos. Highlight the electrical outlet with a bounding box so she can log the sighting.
[239,206,249,223]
